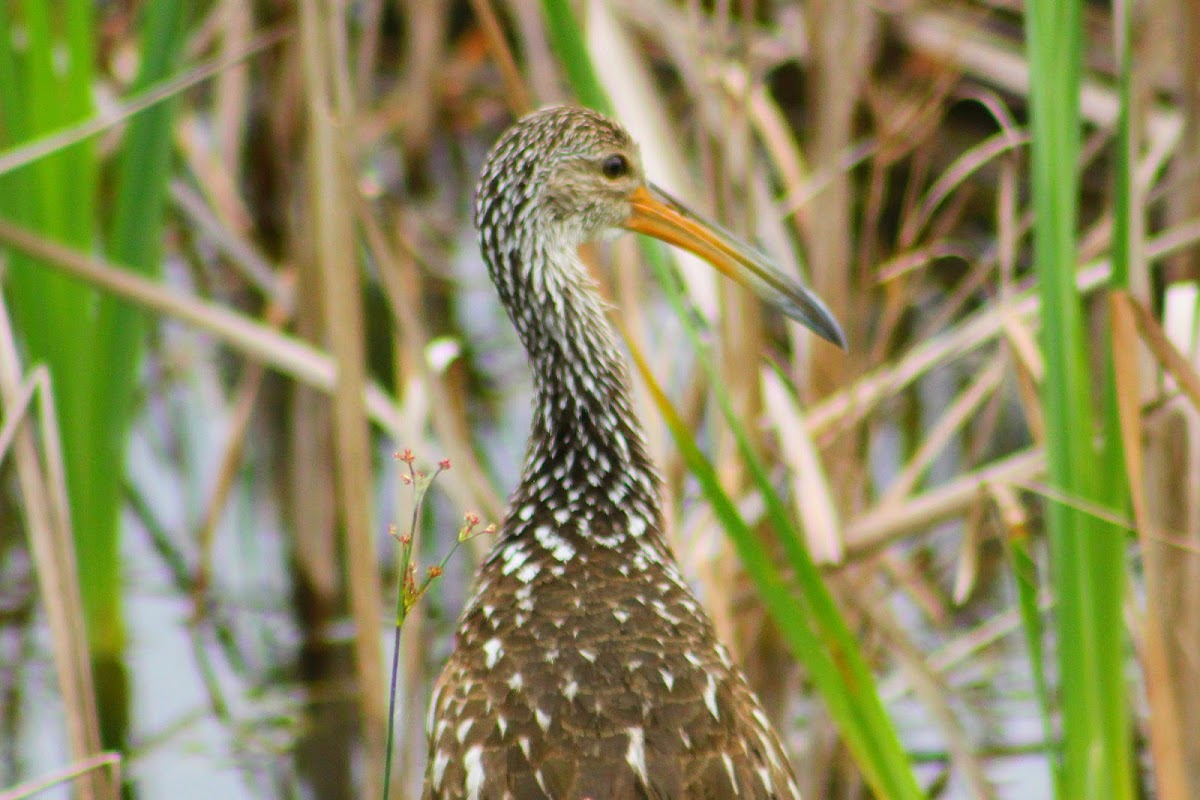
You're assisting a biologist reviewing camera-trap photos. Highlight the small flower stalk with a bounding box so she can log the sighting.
[392,451,451,624]
[383,449,495,800]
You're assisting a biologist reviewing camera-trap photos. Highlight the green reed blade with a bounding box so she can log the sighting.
[538,1,923,792]
[1023,0,1135,796]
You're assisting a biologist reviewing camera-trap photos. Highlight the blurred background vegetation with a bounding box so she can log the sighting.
[1,0,1198,798]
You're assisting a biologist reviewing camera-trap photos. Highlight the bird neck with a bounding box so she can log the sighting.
[505,246,661,538]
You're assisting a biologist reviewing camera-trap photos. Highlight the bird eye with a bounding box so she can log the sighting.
[601,154,629,180]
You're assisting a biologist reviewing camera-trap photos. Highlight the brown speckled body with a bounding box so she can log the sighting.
[423,107,801,800]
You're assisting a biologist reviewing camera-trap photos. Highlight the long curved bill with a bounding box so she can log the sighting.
[622,183,846,348]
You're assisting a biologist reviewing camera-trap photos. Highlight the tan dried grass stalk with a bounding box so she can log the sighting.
[298,0,386,794]
[0,297,108,800]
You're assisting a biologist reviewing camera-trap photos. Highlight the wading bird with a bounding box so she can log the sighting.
[423,106,844,800]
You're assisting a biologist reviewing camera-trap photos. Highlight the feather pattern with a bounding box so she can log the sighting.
[423,106,801,800]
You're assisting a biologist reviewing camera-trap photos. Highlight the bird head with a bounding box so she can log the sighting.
[476,106,846,348]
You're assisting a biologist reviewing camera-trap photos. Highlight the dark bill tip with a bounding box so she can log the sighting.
[623,183,847,348]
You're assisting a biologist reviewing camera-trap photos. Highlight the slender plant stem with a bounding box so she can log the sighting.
[382,458,463,799]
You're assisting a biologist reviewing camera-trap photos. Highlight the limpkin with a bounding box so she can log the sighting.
[423,106,845,800]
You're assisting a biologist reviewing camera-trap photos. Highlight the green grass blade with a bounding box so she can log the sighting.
[539,0,611,114]
[1110,0,1133,295]
[0,3,98,624]
[0,0,189,751]
[643,250,922,797]
[627,343,918,798]
[1023,0,1135,796]
[540,0,922,792]
[1000,514,1061,793]
[93,0,188,746]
